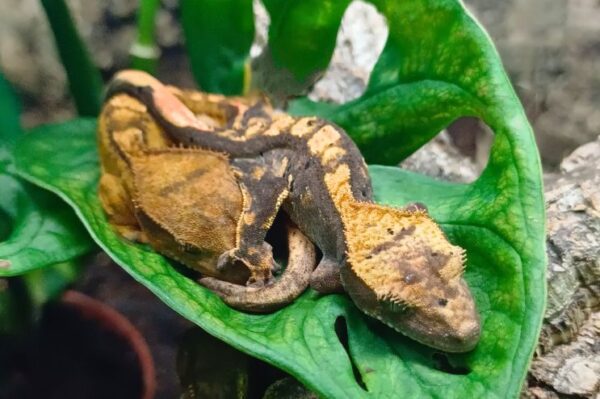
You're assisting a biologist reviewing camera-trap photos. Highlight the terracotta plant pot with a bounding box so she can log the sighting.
[0,290,156,399]
[61,290,156,399]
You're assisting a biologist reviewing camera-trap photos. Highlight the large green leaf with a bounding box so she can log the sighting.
[14,86,544,399]
[0,75,93,276]
[181,0,255,95]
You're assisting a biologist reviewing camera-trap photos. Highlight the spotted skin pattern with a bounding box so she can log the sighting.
[102,70,481,352]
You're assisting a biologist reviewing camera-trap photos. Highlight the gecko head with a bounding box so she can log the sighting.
[341,204,480,353]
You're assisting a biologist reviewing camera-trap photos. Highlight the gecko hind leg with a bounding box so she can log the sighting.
[310,257,344,294]
[201,223,316,312]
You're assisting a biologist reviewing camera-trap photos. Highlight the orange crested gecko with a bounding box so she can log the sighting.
[99,70,480,352]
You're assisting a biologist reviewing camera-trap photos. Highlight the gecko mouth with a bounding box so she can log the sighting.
[398,314,481,353]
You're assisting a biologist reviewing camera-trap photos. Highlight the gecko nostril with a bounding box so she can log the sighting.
[437,298,448,306]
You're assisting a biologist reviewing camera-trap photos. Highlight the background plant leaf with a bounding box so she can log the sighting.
[40,0,103,117]
[250,0,351,101]
[0,74,20,166]
[177,328,250,398]
[181,0,255,95]
[0,75,93,277]
[262,0,350,82]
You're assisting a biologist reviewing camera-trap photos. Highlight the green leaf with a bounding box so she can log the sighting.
[181,0,255,95]
[40,0,103,116]
[262,0,350,82]
[0,75,20,165]
[291,80,482,163]
[22,260,82,311]
[0,176,93,276]
[0,76,93,276]
[14,65,545,399]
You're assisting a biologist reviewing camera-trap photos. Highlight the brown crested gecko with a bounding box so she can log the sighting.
[100,70,481,352]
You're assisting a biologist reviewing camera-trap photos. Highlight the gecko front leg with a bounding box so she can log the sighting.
[218,155,292,286]
[201,221,316,312]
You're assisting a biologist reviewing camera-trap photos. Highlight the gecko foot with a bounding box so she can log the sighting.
[201,225,316,312]
[216,243,278,286]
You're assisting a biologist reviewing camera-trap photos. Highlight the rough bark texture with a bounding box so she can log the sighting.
[465,0,600,166]
[523,137,600,399]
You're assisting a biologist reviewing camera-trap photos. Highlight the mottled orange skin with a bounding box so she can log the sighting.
[102,70,481,352]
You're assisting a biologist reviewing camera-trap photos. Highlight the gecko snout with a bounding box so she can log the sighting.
[405,277,481,353]
[442,318,481,353]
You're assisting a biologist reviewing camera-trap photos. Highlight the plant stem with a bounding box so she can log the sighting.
[40,0,103,117]
[131,0,161,74]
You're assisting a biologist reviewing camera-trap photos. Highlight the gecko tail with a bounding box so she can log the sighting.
[199,224,316,313]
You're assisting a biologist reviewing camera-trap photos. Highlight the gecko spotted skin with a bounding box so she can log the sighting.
[104,70,480,352]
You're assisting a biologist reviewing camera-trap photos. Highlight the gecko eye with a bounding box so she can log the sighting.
[437,298,448,307]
